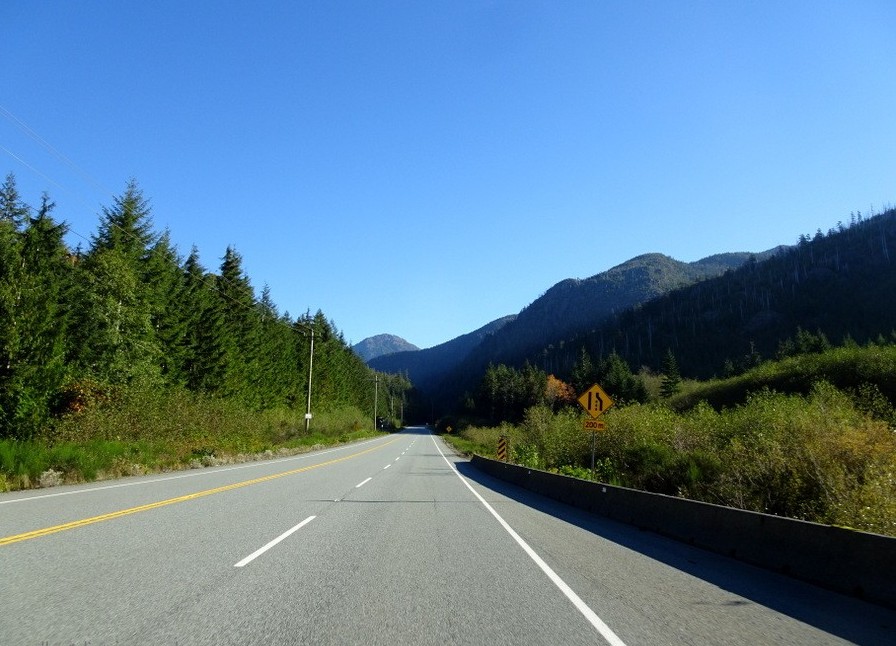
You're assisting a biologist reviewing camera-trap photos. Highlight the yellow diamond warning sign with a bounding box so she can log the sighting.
[578,383,614,419]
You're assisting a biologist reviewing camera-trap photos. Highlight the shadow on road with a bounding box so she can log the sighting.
[453,457,896,645]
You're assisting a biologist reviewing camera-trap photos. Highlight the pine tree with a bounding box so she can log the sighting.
[0,173,29,228]
[215,246,263,405]
[599,352,647,403]
[3,196,72,436]
[90,179,156,260]
[0,176,24,383]
[660,349,681,398]
[71,182,161,384]
[181,247,227,393]
[255,284,301,408]
[570,347,595,394]
[143,231,189,385]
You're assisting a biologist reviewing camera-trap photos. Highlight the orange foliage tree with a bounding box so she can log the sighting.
[545,374,576,409]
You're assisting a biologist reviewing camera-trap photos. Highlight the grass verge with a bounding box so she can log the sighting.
[0,386,385,491]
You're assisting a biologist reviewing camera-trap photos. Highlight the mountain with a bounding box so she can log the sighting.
[368,315,516,393]
[367,208,896,419]
[366,250,781,414]
[425,249,784,404]
[352,334,419,362]
[542,209,896,380]
[481,250,784,364]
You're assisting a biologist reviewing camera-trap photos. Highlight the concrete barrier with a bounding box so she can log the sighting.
[471,455,896,609]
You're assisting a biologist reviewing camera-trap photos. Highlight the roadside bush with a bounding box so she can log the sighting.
[440,381,896,535]
[573,382,896,534]
[709,382,895,522]
[516,405,591,470]
[0,381,383,490]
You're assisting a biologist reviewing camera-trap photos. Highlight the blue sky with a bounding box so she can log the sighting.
[2,1,895,350]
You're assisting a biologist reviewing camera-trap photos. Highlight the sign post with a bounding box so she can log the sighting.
[578,384,614,480]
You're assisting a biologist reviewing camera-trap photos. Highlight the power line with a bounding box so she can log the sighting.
[0,109,282,321]
[0,144,86,207]
[0,103,111,197]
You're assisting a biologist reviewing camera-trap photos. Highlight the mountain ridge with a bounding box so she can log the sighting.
[352,334,419,362]
[548,210,896,380]
[367,315,516,393]
[365,248,783,402]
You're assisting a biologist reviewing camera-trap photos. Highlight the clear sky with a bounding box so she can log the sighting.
[2,1,894,350]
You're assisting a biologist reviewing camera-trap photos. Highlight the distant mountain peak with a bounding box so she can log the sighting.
[352,334,419,362]
[367,315,516,391]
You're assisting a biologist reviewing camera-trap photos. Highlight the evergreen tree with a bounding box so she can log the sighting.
[570,346,595,394]
[0,173,29,228]
[90,179,156,260]
[215,246,263,405]
[0,175,386,438]
[595,352,647,403]
[0,176,24,386]
[143,231,188,385]
[3,196,72,436]
[660,349,681,398]
[475,362,548,423]
[181,247,227,393]
[0,186,73,437]
[255,284,301,408]
[70,182,161,384]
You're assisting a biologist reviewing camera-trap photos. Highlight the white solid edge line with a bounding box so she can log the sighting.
[235,516,316,568]
[0,435,390,506]
[430,435,627,646]
[356,477,373,488]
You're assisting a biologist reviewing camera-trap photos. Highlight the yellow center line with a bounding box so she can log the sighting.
[0,437,399,547]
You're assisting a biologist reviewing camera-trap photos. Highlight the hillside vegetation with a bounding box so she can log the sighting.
[426,208,896,540]
[369,315,516,394]
[439,208,896,538]
[0,175,407,489]
[547,207,896,380]
[444,343,896,536]
[427,250,781,413]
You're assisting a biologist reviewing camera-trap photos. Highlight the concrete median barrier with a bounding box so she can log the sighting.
[471,455,896,609]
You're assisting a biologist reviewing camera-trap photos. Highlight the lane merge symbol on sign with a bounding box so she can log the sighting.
[577,383,614,419]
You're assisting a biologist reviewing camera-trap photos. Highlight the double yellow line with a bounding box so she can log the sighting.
[1,438,398,547]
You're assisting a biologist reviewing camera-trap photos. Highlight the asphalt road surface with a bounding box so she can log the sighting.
[2,427,894,645]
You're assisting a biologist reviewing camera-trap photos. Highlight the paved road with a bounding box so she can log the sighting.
[1,427,894,645]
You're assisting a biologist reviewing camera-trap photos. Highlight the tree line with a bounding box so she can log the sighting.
[460,350,648,427]
[0,174,400,440]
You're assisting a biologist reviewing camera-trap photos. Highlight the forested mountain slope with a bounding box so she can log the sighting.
[471,251,784,367]
[368,315,516,393]
[545,208,896,380]
[426,250,780,408]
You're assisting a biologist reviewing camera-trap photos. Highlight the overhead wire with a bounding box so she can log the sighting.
[0,103,111,197]
[0,104,290,322]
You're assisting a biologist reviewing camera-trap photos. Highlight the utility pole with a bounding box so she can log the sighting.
[374,373,379,430]
[304,326,314,434]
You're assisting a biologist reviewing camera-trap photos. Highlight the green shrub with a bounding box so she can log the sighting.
[0,381,383,490]
[511,442,540,469]
[497,381,896,535]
